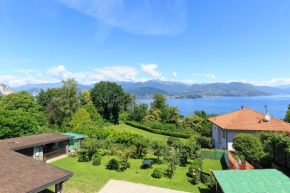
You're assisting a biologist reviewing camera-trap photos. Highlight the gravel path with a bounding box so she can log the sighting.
[99,180,189,193]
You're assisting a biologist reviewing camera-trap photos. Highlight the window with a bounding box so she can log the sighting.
[223,130,226,139]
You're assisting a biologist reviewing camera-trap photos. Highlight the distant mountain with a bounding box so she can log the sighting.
[256,86,290,95]
[12,82,94,95]
[118,80,190,94]
[275,85,290,89]
[0,83,14,96]
[188,82,270,97]
[9,80,290,97]
[13,82,63,92]
[125,87,169,97]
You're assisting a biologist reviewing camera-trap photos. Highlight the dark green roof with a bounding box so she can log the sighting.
[212,169,290,193]
[61,133,87,139]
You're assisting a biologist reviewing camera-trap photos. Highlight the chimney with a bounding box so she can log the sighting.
[241,105,245,110]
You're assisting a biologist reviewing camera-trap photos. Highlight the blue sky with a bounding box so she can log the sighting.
[0,0,290,87]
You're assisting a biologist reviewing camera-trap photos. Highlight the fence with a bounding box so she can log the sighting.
[200,150,226,160]
[273,147,290,171]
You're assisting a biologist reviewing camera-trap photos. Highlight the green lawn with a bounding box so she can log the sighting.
[202,159,223,173]
[108,124,186,142]
[51,156,210,193]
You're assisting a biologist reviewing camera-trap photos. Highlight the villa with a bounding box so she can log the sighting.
[0,133,74,193]
[209,106,290,150]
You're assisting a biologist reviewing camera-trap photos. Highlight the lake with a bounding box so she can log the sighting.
[138,95,290,119]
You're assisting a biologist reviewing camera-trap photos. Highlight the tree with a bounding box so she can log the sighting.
[150,94,169,122]
[233,133,263,163]
[185,115,203,133]
[83,103,103,126]
[90,81,125,124]
[82,138,104,161]
[80,90,92,105]
[151,140,168,162]
[54,79,79,128]
[113,144,134,170]
[36,88,62,109]
[168,106,180,124]
[285,104,290,123]
[143,109,162,124]
[179,138,200,166]
[0,109,39,139]
[123,93,136,112]
[163,147,180,178]
[70,107,92,129]
[1,91,37,112]
[129,103,148,122]
[132,136,150,158]
[0,91,47,128]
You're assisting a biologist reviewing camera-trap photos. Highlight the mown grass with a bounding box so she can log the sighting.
[51,155,211,193]
[202,159,223,173]
[108,124,186,142]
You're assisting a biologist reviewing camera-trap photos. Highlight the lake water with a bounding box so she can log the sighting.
[138,95,290,119]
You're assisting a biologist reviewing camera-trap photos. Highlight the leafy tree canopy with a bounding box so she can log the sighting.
[91,81,125,124]
[70,107,92,129]
[0,109,40,139]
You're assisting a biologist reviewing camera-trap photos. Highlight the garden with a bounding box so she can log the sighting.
[50,125,224,193]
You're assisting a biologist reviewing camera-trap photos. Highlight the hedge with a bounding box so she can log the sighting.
[125,121,191,139]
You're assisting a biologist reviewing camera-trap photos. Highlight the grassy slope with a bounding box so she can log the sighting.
[108,124,186,142]
[51,156,210,193]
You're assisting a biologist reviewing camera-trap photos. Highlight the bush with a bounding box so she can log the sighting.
[92,156,101,166]
[233,133,263,162]
[152,168,164,179]
[125,121,191,139]
[106,159,120,170]
[196,136,212,148]
[188,159,202,184]
[78,151,91,162]
[259,153,273,168]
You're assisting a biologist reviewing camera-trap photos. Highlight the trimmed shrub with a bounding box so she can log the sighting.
[92,156,101,166]
[152,168,164,179]
[125,121,191,139]
[78,151,91,162]
[106,159,120,170]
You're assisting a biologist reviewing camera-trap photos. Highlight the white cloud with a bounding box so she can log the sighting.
[250,78,290,87]
[37,73,44,77]
[89,66,139,82]
[173,71,177,78]
[181,79,195,85]
[140,63,163,79]
[47,65,89,81]
[55,0,187,37]
[0,74,55,87]
[193,73,216,79]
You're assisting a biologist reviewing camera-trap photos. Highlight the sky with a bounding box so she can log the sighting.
[0,0,290,87]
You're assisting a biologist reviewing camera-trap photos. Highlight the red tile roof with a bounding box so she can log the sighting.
[208,108,290,131]
[0,133,74,193]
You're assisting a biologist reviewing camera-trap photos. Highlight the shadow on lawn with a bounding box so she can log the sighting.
[43,189,54,193]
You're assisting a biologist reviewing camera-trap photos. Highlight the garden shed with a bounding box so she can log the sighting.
[212,169,290,193]
[62,133,87,151]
